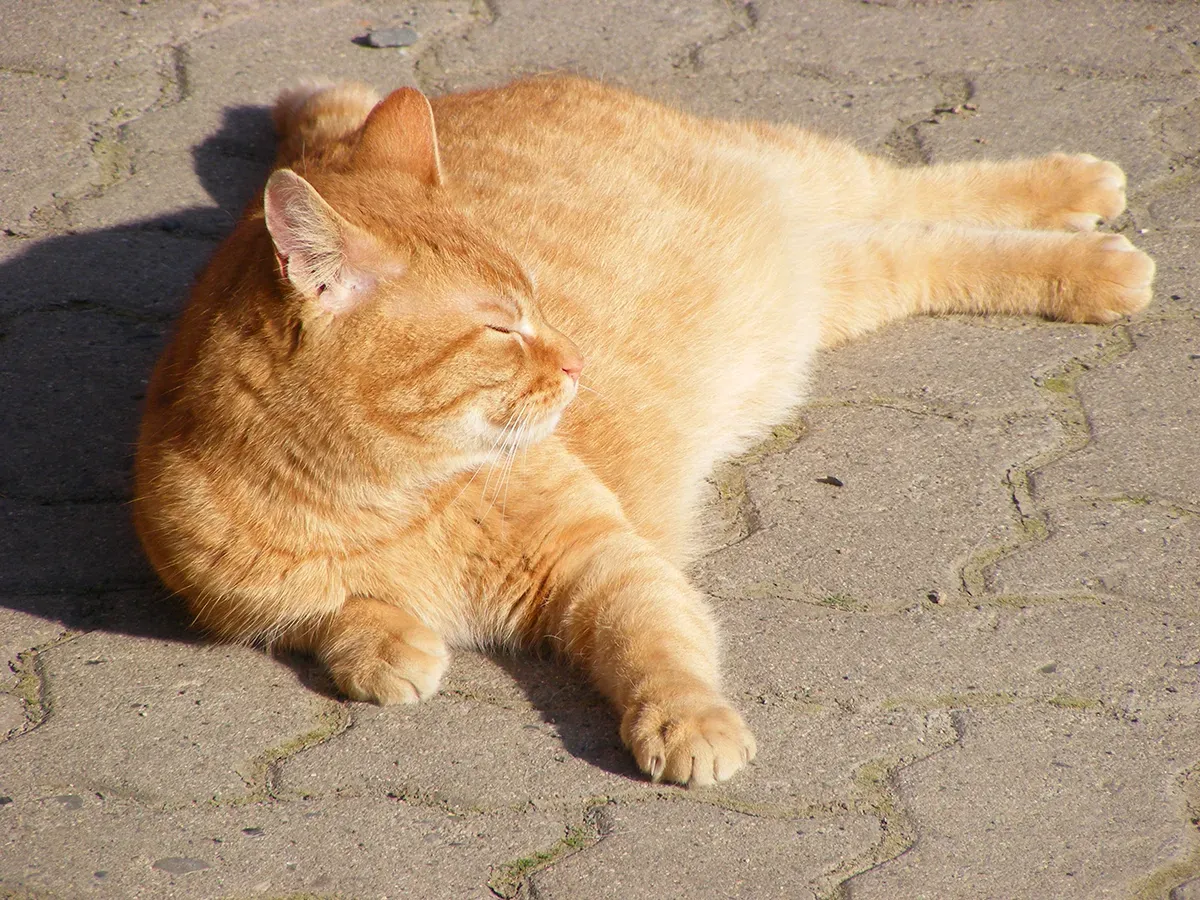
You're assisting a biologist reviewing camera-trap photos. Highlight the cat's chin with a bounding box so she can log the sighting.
[505,409,562,449]
[494,408,563,454]
[463,405,566,457]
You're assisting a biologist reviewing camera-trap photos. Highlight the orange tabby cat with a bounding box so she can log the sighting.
[133,76,1152,786]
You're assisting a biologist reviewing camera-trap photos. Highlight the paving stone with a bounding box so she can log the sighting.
[1149,178,1200,231]
[0,309,168,503]
[1134,228,1200,315]
[0,502,155,595]
[0,606,69,691]
[0,590,192,648]
[0,632,329,805]
[713,703,957,817]
[810,317,1105,417]
[0,0,396,232]
[0,0,240,234]
[0,229,215,317]
[713,600,1200,715]
[423,0,736,95]
[279,661,642,812]
[711,0,1199,84]
[0,792,563,900]
[1161,95,1200,162]
[989,499,1200,612]
[687,0,1197,149]
[693,407,1061,610]
[915,70,1186,186]
[0,694,26,740]
[530,801,881,900]
[1033,319,1200,511]
[844,706,1200,900]
[65,0,477,233]
[0,70,99,233]
[670,70,951,150]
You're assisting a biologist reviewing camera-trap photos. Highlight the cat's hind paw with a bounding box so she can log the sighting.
[1056,232,1155,323]
[621,693,757,787]
[1034,153,1127,231]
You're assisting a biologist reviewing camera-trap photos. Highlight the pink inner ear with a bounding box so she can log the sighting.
[263,168,406,316]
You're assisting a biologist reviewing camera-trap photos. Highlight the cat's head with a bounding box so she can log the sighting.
[261,88,582,476]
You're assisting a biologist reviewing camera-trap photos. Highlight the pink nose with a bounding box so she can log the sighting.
[561,351,583,383]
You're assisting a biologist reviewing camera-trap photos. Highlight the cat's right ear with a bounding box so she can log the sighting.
[353,87,443,186]
[264,169,385,315]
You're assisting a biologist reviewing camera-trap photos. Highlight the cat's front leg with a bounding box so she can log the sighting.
[534,528,756,786]
[282,597,449,704]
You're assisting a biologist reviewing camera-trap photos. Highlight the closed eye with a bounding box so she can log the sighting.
[486,324,513,334]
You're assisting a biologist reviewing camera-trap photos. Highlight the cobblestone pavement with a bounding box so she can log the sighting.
[2,1,1199,897]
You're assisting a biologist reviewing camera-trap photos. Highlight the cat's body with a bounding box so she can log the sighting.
[134,76,1152,785]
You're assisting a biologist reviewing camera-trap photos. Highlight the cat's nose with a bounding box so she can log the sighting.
[561,350,583,383]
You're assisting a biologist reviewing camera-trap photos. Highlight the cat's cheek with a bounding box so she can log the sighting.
[460,408,500,445]
[538,409,564,441]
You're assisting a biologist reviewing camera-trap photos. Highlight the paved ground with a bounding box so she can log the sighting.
[2,1,1198,897]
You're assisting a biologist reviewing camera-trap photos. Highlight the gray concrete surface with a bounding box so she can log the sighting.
[2,1,1198,897]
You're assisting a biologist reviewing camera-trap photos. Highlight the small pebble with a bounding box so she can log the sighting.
[362,26,418,48]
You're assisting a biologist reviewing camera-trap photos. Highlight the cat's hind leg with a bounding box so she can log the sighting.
[280,598,449,704]
[874,153,1127,231]
[818,223,1154,346]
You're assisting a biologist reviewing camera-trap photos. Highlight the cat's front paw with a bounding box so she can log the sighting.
[323,615,449,705]
[1034,153,1127,231]
[621,693,757,787]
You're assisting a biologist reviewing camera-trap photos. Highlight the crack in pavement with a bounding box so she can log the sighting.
[959,324,1137,602]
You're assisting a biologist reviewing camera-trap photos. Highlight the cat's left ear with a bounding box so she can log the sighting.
[353,87,443,187]
[264,168,393,315]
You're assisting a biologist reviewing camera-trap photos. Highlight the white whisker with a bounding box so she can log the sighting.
[448,401,523,515]
[577,381,612,405]
[500,408,534,518]
[478,399,529,514]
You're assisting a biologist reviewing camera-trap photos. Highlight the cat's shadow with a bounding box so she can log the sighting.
[0,104,276,642]
[495,652,638,778]
[277,647,640,780]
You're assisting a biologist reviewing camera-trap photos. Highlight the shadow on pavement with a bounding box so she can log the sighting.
[0,104,275,642]
[494,650,640,780]
[273,645,641,780]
